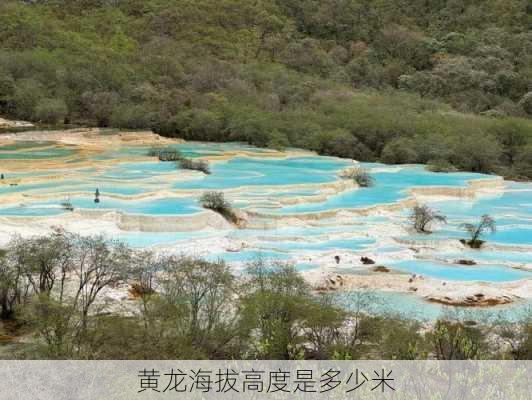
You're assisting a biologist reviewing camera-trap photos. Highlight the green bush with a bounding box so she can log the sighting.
[513,145,532,179]
[450,133,503,173]
[427,319,487,360]
[34,98,68,124]
[381,137,419,164]
[148,148,183,162]
[179,158,210,174]
[519,92,532,116]
[200,191,238,224]
[311,129,373,160]
[340,167,375,187]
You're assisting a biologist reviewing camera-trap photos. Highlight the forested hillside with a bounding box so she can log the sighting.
[0,0,531,177]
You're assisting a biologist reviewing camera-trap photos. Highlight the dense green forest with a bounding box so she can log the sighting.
[0,0,531,177]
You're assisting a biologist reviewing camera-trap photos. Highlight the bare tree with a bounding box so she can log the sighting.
[460,214,496,248]
[159,256,235,343]
[0,231,74,319]
[338,290,380,349]
[409,204,447,233]
[129,251,163,334]
[9,229,74,300]
[130,250,160,297]
[59,235,133,346]
[0,249,26,319]
[303,294,345,358]
[19,233,132,357]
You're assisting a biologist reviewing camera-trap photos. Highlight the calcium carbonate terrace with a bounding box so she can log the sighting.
[0,129,531,320]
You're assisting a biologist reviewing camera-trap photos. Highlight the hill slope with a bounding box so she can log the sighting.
[0,0,531,177]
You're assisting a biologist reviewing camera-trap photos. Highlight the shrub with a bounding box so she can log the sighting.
[378,318,425,359]
[381,137,419,164]
[450,133,503,173]
[266,129,290,150]
[514,145,532,179]
[518,92,532,116]
[110,104,155,129]
[240,260,317,359]
[179,158,210,174]
[340,167,374,187]
[460,214,496,248]
[80,91,119,127]
[200,191,238,224]
[148,148,183,161]
[426,159,458,172]
[409,204,446,233]
[34,98,68,124]
[11,78,45,120]
[491,120,529,166]
[311,129,373,160]
[427,319,486,360]
[60,200,74,211]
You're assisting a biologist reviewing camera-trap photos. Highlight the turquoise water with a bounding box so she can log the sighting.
[488,227,532,246]
[240,189,319,197]
[122,197,201,215]
[116,231,222,248]
[0,181,148,196]
[0,146,77,159]
[425,184,532,246]
[277,164,489,214]
[206,249,292,263]
[296,262,321,271]
[1,141,531,319]
[0,146,529,252]
[0,196,201,216]
[229,223,372,242]
[431,184,532,217]
[0,204,66,217]
[428,224,532,247]
[430,249,532,267]
[390,259,531,282]
[174,156,349,190]
[259,237,374,252]
[96,161,178,180]
[227,223,376,264]
[338,291,532,322]
[0,181,69,194]
[80,185,147,196]
[0,141,55,151]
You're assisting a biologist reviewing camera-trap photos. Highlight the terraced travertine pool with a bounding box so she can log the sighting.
[0,131,530,320]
